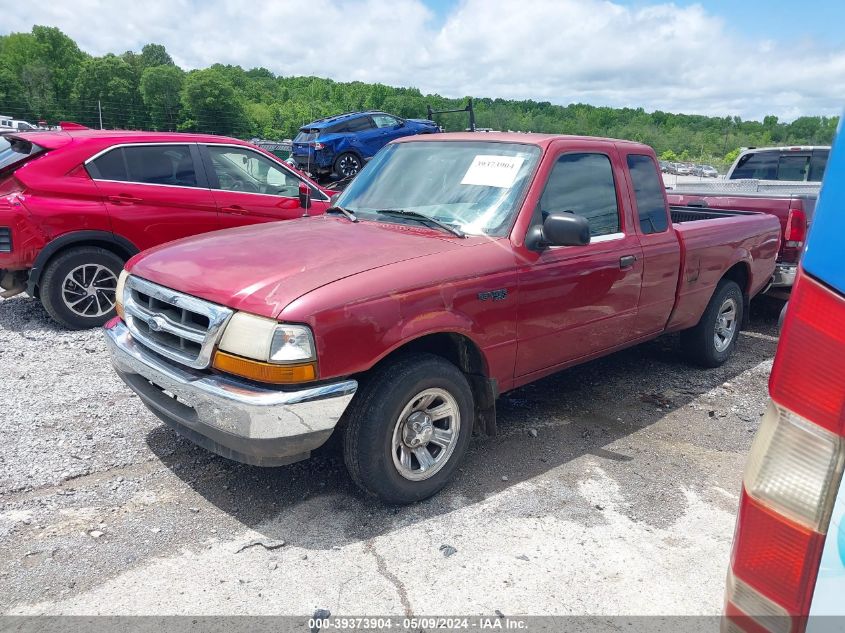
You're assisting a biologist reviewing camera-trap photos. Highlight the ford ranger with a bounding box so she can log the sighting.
[104,133,781,503]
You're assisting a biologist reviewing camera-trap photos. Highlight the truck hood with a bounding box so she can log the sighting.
[126,216,467,318]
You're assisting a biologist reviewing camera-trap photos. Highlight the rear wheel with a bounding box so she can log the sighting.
[40,246,124,329]
[342,353,474,504]
[334,152,362,179]
[681,279,744,367]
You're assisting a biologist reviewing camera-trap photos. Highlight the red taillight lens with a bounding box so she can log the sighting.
[0,175,24,197]
[732,490,825,614]
[313,142,324,150]
[770,274,845,435]
[784,209,807,247]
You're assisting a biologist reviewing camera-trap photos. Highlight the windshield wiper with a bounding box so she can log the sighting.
[375,209,465,238]
[326,205,358,222]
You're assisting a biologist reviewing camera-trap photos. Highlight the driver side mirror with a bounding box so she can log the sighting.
[525,212,591,251]
[298,182,312,212]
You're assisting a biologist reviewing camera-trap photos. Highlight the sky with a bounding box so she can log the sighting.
[2,0,844,121]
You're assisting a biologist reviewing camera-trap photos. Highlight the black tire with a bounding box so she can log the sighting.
[343,353,474,504]
[681,279,744,367]
[333,152,362,179]
[40,246,124,329]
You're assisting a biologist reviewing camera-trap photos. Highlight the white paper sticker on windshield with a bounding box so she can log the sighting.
[460,155,525,188]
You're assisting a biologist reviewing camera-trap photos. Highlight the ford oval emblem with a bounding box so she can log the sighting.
[148,316,166,332]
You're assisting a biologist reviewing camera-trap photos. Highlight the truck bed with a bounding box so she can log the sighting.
[664,208,782,333]
[670,206,757,224]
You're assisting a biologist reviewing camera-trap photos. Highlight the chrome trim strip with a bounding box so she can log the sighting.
[84,142,198,165]
[84,141,330,203]
[590,232,625,243]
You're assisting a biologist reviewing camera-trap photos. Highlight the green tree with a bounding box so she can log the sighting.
[71,55,136,128]
[140,65,184,130]
[140,43,174,68]
[724,148,741,164]
[660,149,678,161]
[179,68,246,136]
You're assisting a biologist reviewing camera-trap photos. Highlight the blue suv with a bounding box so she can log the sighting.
[291,111,439,179]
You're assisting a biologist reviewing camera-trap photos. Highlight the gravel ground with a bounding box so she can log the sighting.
[0,293,783,617]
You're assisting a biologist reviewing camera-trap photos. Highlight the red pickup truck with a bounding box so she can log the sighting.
[0,129,332,329]
[104,133,780,503]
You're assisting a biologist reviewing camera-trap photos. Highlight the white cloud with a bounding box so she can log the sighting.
[4,0,844,120]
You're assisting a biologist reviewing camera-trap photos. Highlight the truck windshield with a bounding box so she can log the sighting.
[335,141,541,237]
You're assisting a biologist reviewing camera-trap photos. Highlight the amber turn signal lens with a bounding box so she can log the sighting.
[212,351,316,384]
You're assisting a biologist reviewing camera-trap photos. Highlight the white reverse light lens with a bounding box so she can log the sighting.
[270,325,315,363]
[724,572,790,633]
[744,400,844,532]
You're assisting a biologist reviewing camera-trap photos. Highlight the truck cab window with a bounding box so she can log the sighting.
[627,154,669,234]
[777,154,810,181]
[809,150,829,182]
[539,153,620,237]
[731,151,777,179]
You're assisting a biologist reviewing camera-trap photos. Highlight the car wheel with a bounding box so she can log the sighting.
[40,246,124,329]
[681,279,744,367]
[334,152,362,179]
[342,353,474,504]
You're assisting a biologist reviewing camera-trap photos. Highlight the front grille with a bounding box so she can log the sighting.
[0,228,11,252]
[123,275,232,369]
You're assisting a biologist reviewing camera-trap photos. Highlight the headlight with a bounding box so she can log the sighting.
[218,313,315,364]
[215,313,317,384]
[115,269,128,319]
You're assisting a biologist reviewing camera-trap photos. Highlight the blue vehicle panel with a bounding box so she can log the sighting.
[804,113,844,626]
[290,111,438,179]
[802,117,844,295]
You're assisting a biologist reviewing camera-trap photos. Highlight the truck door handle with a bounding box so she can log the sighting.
[107,194,142,205]
[619,255,637,269]
[222,205,248,215]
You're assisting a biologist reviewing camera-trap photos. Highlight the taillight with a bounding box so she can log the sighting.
[726,272,845,633]
[313,142,325,150]
[769,275,845,435]
[0,175,24,197]
[784,209,807,248]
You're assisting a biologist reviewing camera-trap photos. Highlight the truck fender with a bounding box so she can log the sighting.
[369,315,499,436]
[27,230,139,295]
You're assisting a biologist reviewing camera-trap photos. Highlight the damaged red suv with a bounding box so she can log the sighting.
[0,126,333,328]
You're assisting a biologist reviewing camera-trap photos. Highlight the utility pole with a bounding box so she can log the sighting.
[98,100,103,130]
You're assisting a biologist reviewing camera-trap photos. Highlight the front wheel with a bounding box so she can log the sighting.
[334,152,362,179]
[342,354,474,504]
[681,279,744,367]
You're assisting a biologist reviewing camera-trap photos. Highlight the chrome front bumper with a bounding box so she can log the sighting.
[104,319,357,466]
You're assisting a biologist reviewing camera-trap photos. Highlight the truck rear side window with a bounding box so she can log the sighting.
[627,154,668,234]
[539,153,619,237]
